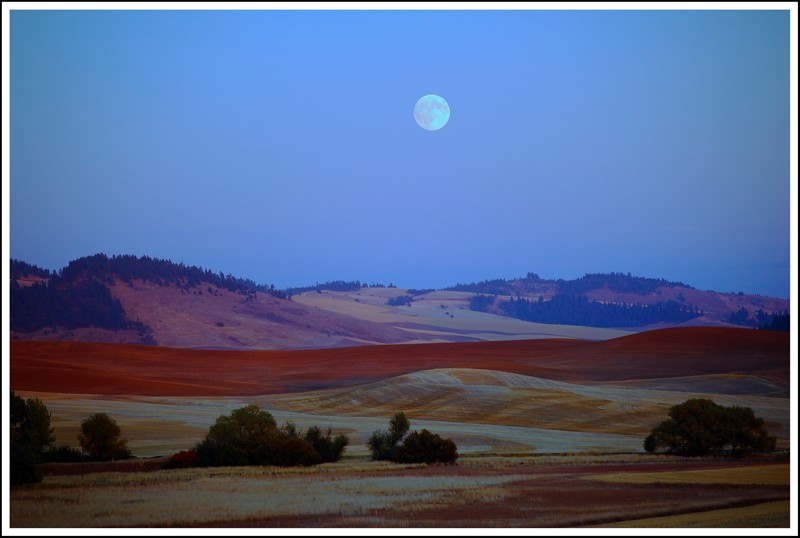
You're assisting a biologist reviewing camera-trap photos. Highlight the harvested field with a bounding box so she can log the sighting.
[586,500,790,528]
[10,326,789,396]
[584,463,790,486]
[9,327,791,529]
[264,368,791,440]
[10,458,790,528]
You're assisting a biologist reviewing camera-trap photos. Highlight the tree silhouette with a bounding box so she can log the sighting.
[78,413,132,461]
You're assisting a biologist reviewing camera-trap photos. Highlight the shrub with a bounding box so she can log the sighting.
[194,405,280,467]
[194,405,349,467]
[367,412,458,464]
[368,412,410,461]
[367,430,397,461]
[271,436,323,467]
[11,391,55,485]
[42,445,84,463]
[78,413,132,461]
[395,429,458,464]
[304,426,349,463]
[644,398,776,457]
[165,450,199,469]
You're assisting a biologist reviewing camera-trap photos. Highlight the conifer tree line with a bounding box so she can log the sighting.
[11,256,788,333]
[9,254,287,334]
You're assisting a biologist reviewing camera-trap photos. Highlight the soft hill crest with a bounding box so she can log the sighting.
[10,254,790,350]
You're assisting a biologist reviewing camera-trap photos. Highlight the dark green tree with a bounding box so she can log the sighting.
[367,412,410,461]
[644,398,776,457]
[303,426,349,463]
[194,405,347,467]
[194,405,280,467]
[721,405,777,456]
[389,412,410,444]
[395,429,458,464]
[78,413,132,461]
[11,391,56,485]
[367,412,457,464]
[367,429,396,461]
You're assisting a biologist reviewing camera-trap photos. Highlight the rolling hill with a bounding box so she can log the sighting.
[11,326,790,457]
[10,254,790,350]
[11,326,789,397]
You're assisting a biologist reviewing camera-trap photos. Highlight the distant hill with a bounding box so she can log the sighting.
[449,272,788,330]
[9,254,790,350]
[9,254,423,349]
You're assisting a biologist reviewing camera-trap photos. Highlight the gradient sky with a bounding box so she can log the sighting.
[8,7,793,298]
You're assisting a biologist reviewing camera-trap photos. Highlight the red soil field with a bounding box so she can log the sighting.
[10,327,789,397]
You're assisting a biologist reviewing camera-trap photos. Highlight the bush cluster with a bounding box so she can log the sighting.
[165,450,200,469]
[367,412,457,464]
[644,398,776,457]
[193,405,348,467]
[11,392,136,485]
[394,429,458,464]
[42,445,84,463]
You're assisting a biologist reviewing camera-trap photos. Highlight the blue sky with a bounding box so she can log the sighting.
[8,7,793,298]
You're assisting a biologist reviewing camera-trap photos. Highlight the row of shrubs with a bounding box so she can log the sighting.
[15,390,773,486]
[189,405,349,467]
[164,408,458,469]
[12,391,458,484]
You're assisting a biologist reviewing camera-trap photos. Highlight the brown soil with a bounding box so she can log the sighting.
[11,326,788,397]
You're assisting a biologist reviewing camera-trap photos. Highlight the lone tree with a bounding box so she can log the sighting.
[367,412,458,464]
[194,404,348,467]
[644,398,776,457]
[78,413,132,461]
[11,391,55,485]
[367,411,410,461]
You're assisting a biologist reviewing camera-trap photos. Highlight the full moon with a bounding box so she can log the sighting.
[414,94,450,131]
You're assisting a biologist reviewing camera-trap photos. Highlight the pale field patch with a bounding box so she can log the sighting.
[264,368,790,440]
[584,463,790,486]
[292,288,633,341]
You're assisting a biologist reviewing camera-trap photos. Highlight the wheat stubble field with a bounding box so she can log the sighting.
[9,327,792,528]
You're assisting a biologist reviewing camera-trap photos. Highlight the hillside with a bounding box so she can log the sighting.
[10,327,789,397]
[9,254,790,350]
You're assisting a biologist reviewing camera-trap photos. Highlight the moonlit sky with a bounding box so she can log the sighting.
[8,7,793,298]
